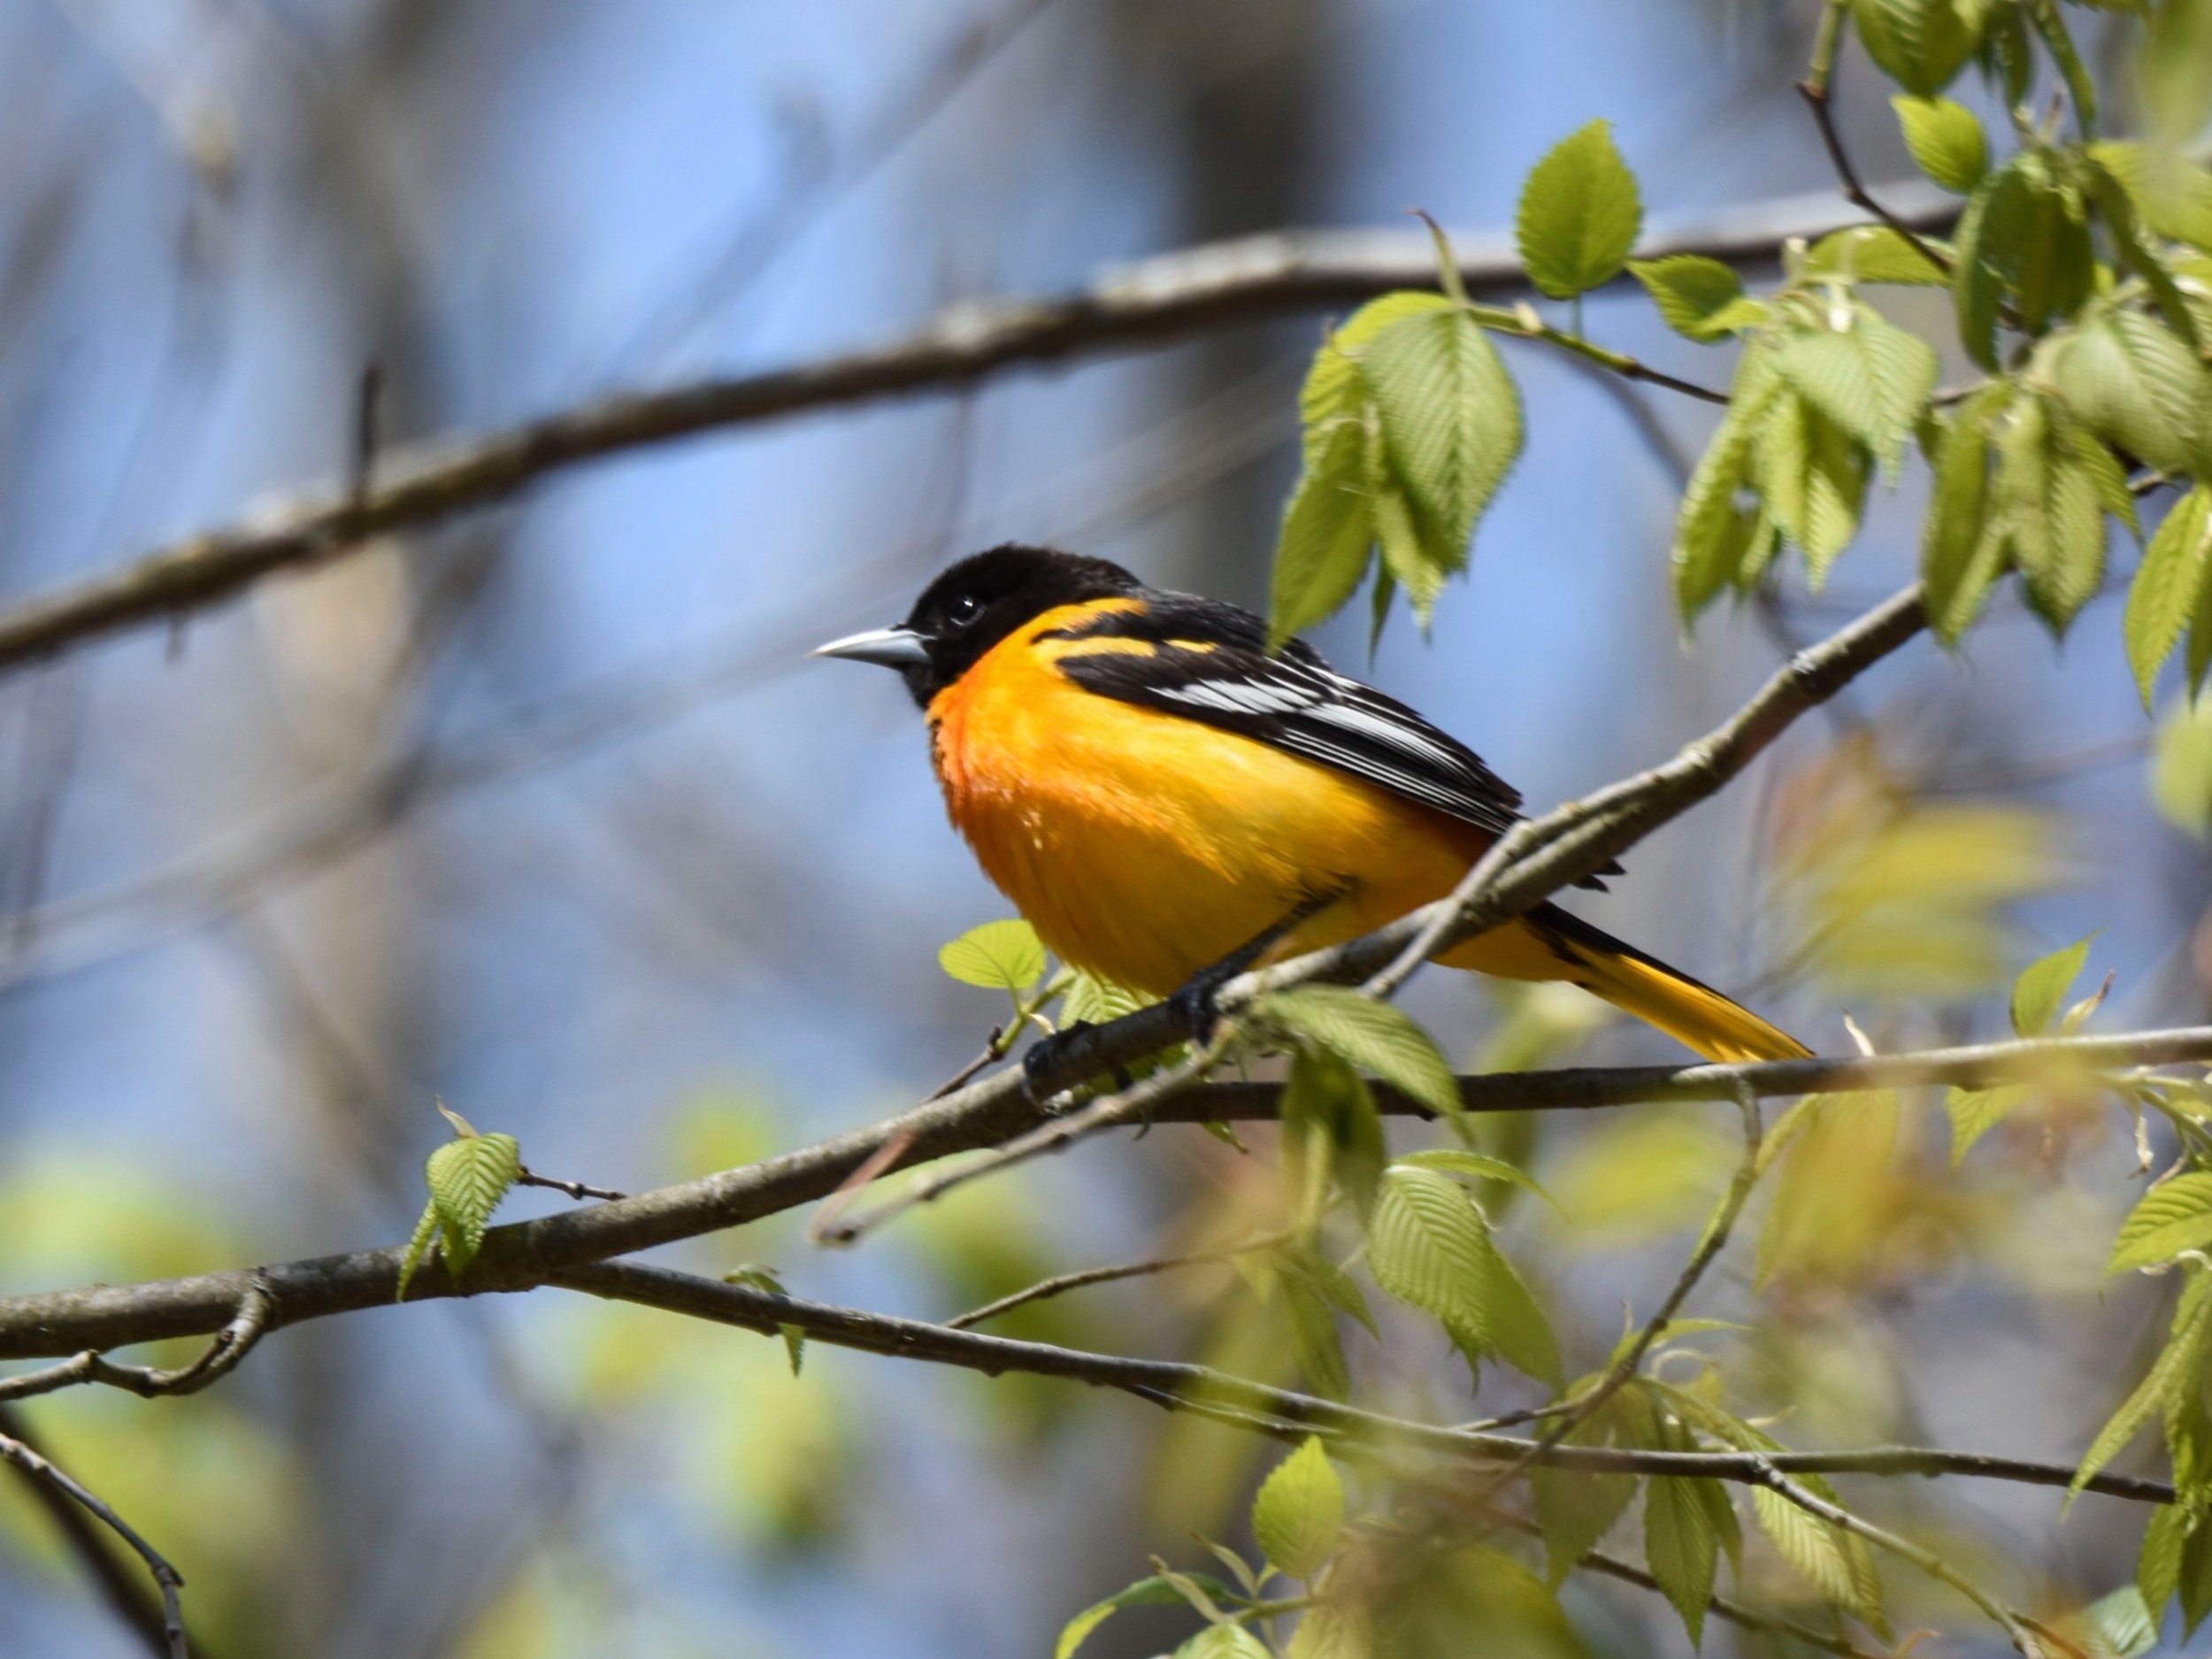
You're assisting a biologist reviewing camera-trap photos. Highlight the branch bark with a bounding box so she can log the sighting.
[0,185,1955,678]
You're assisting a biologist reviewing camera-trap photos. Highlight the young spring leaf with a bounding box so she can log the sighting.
[1628,255,1763,341]
[2049,309,2212,480]
[1250,1437,1345,1581]
[1892,95,1988,192]
[2109,1174,2212,1273]
[1175,1627,1271,1659]
[1774,313,1939,472]
[1920,386,2007,643]
[1803,225,1949,286]
[1515,119,1643,299]
[1056,1576,1236,1659]
[1361,305,1523,611]
[1992,393,2116,633]
[422,1128,522,1279]
[2128,489,2212,709]
[1851,0,1981,96]
[1756,390,1870,588]
[1946,1084,2033,1165]
[1673,346,1785,618]
[938,918,1047,992]
[2072,1273,2212,1497]
[1955,155,2096,369]
[1255,986,1463,1119]
[1531,1393,1641,1583]
[1365,1165,1560,1386]
[1271,419,1376,648]
[2010,934,2093,1036]
[2092,141,2212,252]
[1279,1043,1388,1227]
[1642,1472,1722,1646]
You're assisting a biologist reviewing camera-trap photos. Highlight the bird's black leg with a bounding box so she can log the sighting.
[1167,887,1348,1046]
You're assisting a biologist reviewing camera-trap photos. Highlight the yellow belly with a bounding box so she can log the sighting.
[928,606,1536,996]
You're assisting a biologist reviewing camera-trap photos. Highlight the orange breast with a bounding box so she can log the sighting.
[926,603,1494,996]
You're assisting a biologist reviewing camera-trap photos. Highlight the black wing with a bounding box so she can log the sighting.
[1046,592,1559,855]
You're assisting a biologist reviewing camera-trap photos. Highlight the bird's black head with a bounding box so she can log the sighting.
[812,544,1141,706]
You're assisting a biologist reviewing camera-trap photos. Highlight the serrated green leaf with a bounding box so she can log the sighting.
[1629,255,1764,340]
[2111,1174,2212,1273]
[1285,1607,1372,1659]
[1271,419,1377,648]
[1947,1084,2033,1164]
[1397,1148,1556,1207]
[2090,1584,2162,1659]
[2140,1504,2190,1629]
[1532,1401,1640,1583]
[1251,1437,1344,1581]
[1921,388,2007,643]
[395,1201,439,1302]
[1256,987,1462,1118]
[1956,157,2095,370]
[1365,1165,1559,1386]
[1057,1577,1218,1659]
[1752,1486,1863,1610]
[424,1130,521,1278]
[1062,970,1151,1030]
[1176,1626,1271,1659]
[1775,316,1939,470]
[1804,225,1950,286]
[1757,391,1870,586]
[2073,1276,2212,1496]
[1279,1044,1387,1225]
[1893,95,1988,192]
[1516,119,1643,299]
[1362,307,1522,605]
[1852,0,1981,95]
[2130,490,2212,709]
[2050,310,2212,480]
[2012,934,2095,1036]
[1644,1474,1720,1645]
[1300,292,1453,462]
[1277,1265,1351,1399]
[938,919,1047,991]
[1994,393,2113,632]
[2093,142,2212,253]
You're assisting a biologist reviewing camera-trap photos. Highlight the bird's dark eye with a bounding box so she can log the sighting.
[945,593,983,626]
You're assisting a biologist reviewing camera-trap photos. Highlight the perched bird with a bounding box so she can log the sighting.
[815,544,1807,1064]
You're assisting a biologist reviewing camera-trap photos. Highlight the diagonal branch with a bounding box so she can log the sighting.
[0,186,1955,679]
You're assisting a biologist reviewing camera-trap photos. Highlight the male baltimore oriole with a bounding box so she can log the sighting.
[815,544,1808,1064]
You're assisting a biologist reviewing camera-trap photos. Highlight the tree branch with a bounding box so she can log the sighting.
[547,1259,2176,1504]
[0,186,1955,679]
[0,1018,2202,1364]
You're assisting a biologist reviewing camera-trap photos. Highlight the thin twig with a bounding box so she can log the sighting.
[1796,63,1955,276]
[947,1233,1288,1330]
[0,1284,271,1403]
[0,1411,188,1658]
[516,1167,628,1204]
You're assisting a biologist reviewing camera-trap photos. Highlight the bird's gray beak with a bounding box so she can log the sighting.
[810,625,931,669]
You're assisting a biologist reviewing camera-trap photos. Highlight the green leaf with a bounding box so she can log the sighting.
[1251,1437,1345,1580]
[423,1129,521,1278]
[726,1264,806,1374]
[1852,0,1980,96]
[1756,391,1869,587]
[1804,225,1949,286]
[2129,490,2212,709]
[2156,695,2212,839]
[2049,310,2212,480]
[1271,419,1377,648]
[1175,1627,1271,1659]
[1751,1486,1863,1611]
[938,919,1047,991]
[1515,119,1643,299]
[1644,1474,1721,1645]
[1628,255,1763,341]
[1286,1609,1372,1659]
[1947,1083,2033,1164]
[2073,1275,2212,1496]
[1955,156,2096,370]
[1057,1577,1221,1659]
[1299,292,1452,461]
[1920,387,2006,643]
[1993,393,2112,632]
[1893,96,1988,192]
[1362,306,1523,608]
[1365,1165,1560,1386]
[2011,934,2094,1036]
[2093,141,2212,252]
[1532,1399,1640,1583]
[1674,346,1785,618]
[395,1201,439,1302]
[1279,1044,1387,1227]
[2090,1585,2162,1659]
[1255,987,1462,1119]
[1397,1148,1556,1207]
[1774,315,1939,470]
[2140,1504,2190,1631]
[1277,1261,1352,1399]
[1062,971,1150,1030]
[2110,1174,2212,1273]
